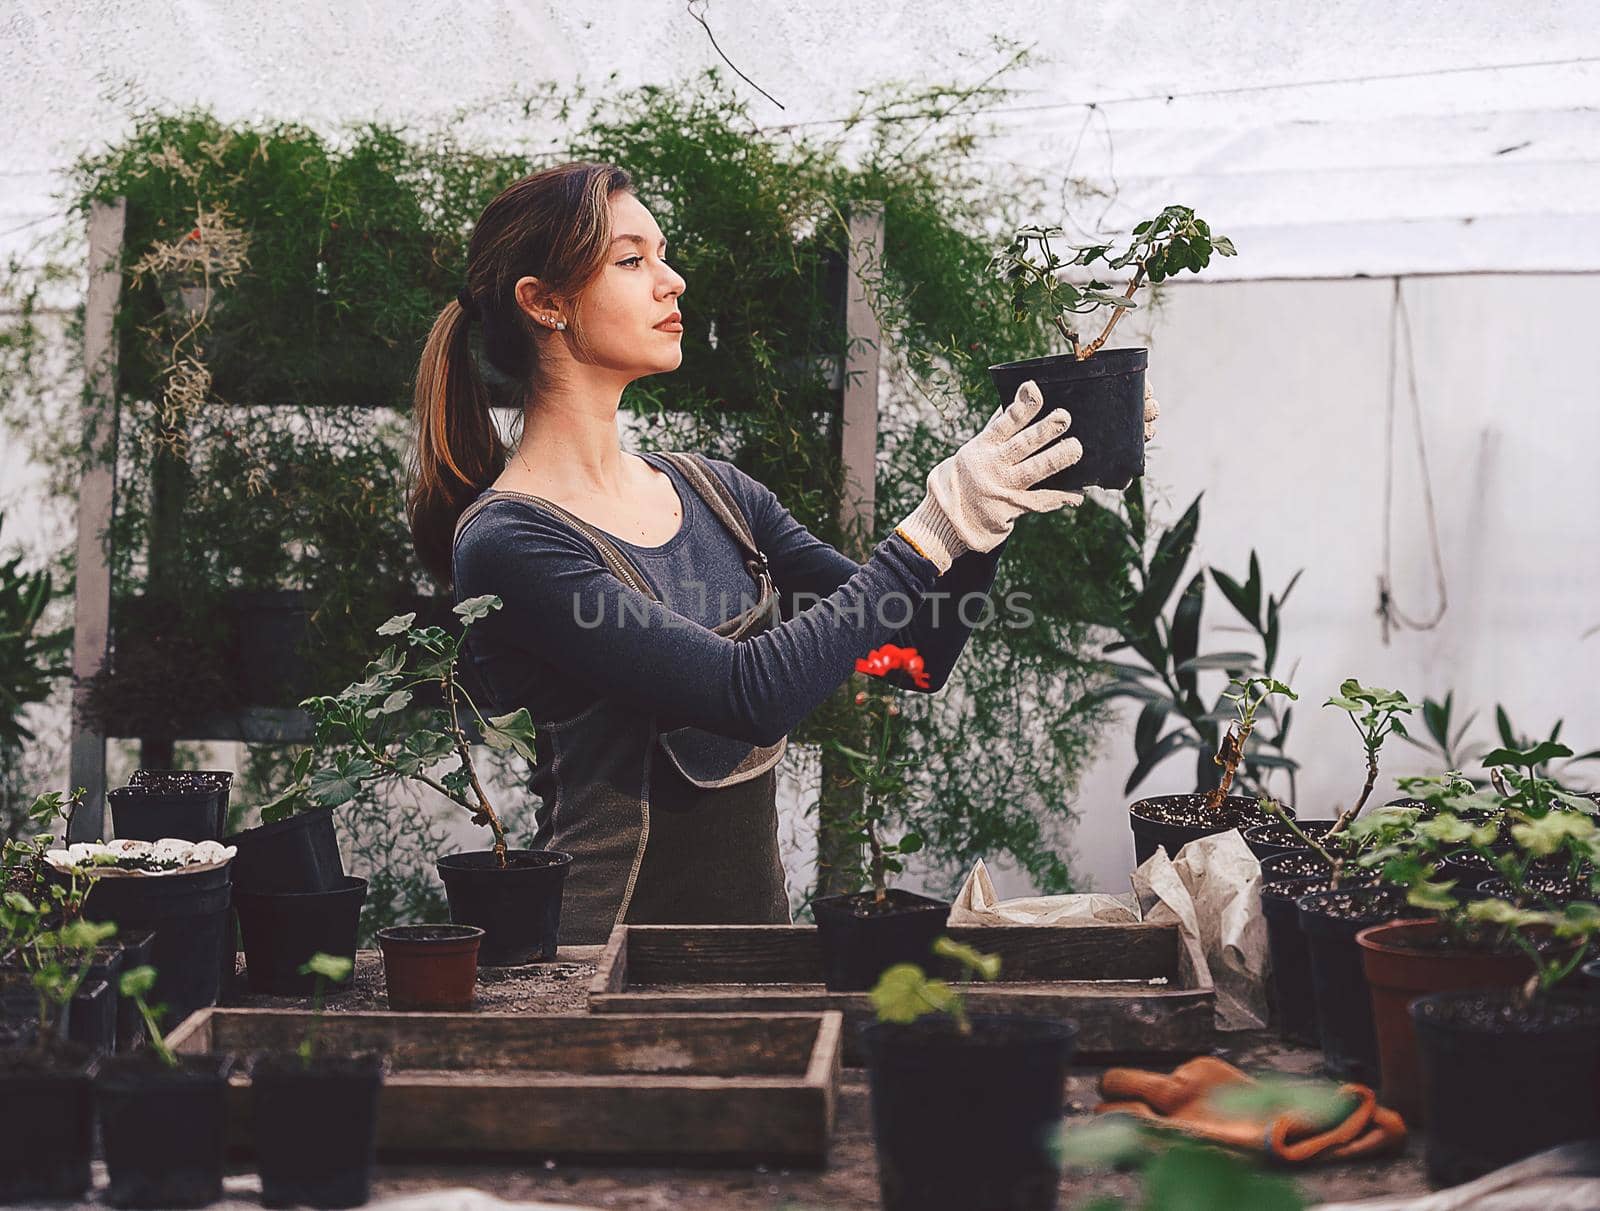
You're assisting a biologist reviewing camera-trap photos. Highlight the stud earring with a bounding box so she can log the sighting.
[554,319,566,331]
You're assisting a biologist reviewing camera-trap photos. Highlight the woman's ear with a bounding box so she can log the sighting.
[514,275,565,327]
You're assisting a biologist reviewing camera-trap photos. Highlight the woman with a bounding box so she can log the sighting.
[408,161,1156,945]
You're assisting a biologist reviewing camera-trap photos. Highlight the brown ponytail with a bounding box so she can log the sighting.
[407,160,635,589]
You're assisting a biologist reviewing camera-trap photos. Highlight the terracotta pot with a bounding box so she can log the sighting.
[377,924,484,1011]
[1356,918,1535,1125]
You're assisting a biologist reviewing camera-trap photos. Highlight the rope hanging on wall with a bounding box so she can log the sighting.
[1377,276,1449,644]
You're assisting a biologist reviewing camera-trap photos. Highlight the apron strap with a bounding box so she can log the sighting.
[652,451,774,593]
[454,487,658,599]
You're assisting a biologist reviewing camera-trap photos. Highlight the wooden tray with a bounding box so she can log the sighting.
[588,924,1215,1062]
[167,1008,841,1166]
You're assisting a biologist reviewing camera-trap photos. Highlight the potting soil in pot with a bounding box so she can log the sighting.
[1127,794,1274,866]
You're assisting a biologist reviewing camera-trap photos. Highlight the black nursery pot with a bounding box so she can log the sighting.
[67,976,116,1053]
[0,1043,99,1202]
[235,876,367,995]
[1260,876,1332,1048]
[252,1052,383,1210]
[1298,885,1429,1083]
[96,1052,233,1208]
[1242,820,1337,862]
[436,850,572,966]
[84,864,233,1027]
[225,805,345,894]
[109,782,228,844]
[988,347,1147,492]
[812,889,953,992]
[1412,990,1600,1186]
[864,1014,1077,1211]
[114,929,158,1050]
[1127,794,1270,867]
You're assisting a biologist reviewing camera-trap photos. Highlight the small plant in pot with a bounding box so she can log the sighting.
[95,963,232,1208]
[986,205,1235,491]
[1356,750,1600,1126]
[864,938,1077,1211]
[265,596,570,966]
[813,644,948,992]
[1410,899,1600,1187]
[251,953,384,1209]
[0,861,114,1204]
[1129,676,1297,866]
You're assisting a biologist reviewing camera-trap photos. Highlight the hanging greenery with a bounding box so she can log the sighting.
[2,52,1135,908]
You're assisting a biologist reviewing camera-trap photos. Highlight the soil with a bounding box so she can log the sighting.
[1261,876,1338,901]
[1414,991,1600,1033]
[824,889,946,920]
[376,924,483,943]
[1260,851,1335,880]
[1477,874,1594,904]
[1129,793,1268,829]
[0,1038,93,1076]
[1297,885,1421,924]
[235,948,595,1016]
[128,771,230,796]
[1247,823,1332,847]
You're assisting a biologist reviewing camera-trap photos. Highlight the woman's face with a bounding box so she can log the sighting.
[533,191,687,383]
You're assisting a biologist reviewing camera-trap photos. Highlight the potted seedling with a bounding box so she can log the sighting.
[263,596,569,966]
[864,937,1077,1211]
[1355,748,1599,1125]
[986,205,1235,491]
[0,892,115,1203]
[813,644,949,991]
[251,953,383,1209]
[96,963,233,1208]
[1410,899,1600,1185]
[1249,682,1419,1068]
[1128,676,1296,865]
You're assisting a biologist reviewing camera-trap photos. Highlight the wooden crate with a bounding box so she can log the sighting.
[167,1008,841,1166]
[588,924,1215,1063]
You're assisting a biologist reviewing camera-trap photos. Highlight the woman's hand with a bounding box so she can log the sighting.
[894,379,1085,574]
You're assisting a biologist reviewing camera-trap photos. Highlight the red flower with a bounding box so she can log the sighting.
[855,643,930,690]
[185,228,200,241]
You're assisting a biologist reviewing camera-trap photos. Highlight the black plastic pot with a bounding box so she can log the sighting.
[1261,876,1330,1047]
[988,347,1147,492]
[1412,990,1600,1186]
[224,805,344,895]
[235,876,367,995]
[436,850,572,966]
[1242,820,1337,862]
[232,588,313,707]
[97,1052,233,1208]
[66,976,116,1053]
[109,782,229,843]
[1477,873,1591,907]
[1297,886,1429,1083]
[84,863,233,1028]
[0,1043,98,1202]
[252,1052,383,1209]
[1127,794,1269,867]
[114,929,158,1050]
[864,1014,1077,1211]
[130,768,235,832]
[812,889,952,992]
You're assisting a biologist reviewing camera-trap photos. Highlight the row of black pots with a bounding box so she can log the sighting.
[0,1043,381,1208]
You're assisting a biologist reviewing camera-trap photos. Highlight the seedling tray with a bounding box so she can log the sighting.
[588,924,1216,1063]
[166,1008,841,1165]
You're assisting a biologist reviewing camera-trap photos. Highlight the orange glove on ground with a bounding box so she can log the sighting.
[1096,1055,1406,1164]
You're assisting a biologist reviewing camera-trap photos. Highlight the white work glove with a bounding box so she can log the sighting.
[894,380,1084,575]
[1144,380,1161,442]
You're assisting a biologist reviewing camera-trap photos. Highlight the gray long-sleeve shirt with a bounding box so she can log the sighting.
[452,450,1008,746]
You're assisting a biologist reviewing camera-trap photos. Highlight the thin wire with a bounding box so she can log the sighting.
[685,0,785,110]
[758,54,1600,133]
[1378,277,1449,642]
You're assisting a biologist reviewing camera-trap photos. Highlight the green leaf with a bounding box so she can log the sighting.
[1208,567,1258,628]
[1134,699,1169,759]
[119,965,158,998]
[484,707,538,763]
[299,953,353,982]
[453,594,502,624]
[1170,573,1205,700]
[932,936,1001,982]
[895,832,924,855]
[392,730,456,776]
[1174,652,1260,674]
[307,756,376,808]
[869,963,956,1024]
[1124,729,1190,795]
[1130,494,1201,632]
[1483,741,1573,769]
[376,612,416,635]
